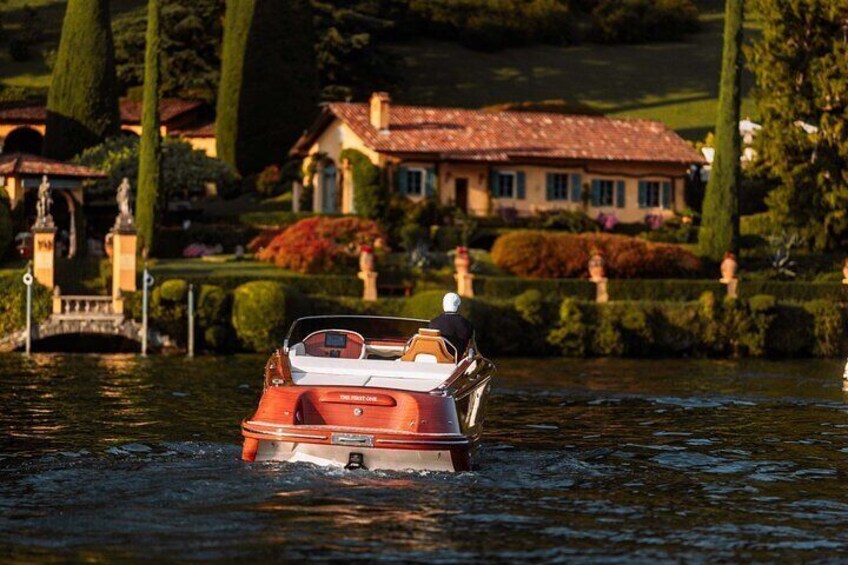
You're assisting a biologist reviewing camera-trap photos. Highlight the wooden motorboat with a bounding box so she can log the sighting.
[241,316,495,472]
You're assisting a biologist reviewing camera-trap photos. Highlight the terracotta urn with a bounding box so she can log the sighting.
[720,252,738,283]
[842,258,848,284]
[588,251,605,282]
[359,245,375,273]
[454,246,472,276]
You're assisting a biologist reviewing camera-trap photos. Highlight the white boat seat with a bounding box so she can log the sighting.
[288,352,455,392]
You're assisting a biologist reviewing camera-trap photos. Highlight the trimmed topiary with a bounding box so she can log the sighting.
[216,0,318,175]
[44,0,120,159]
[401,290,445,321]
[232,281,290,352]
[698,0,742,261]
[159,279,188,302]
[136,0,162,253]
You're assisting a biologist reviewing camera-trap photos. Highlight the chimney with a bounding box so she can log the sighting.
[369,92,390,132]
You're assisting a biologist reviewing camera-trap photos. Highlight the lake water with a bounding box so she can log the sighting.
[3,354,848,562]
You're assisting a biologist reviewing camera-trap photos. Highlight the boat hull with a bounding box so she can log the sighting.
[245,438,468,472]
[241,382,488,472]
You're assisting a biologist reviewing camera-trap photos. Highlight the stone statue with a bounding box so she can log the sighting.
[113,177,135,231]
[34,175,54,228]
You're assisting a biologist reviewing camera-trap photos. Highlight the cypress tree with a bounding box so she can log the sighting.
[136,0,161,253]
[216,0,318,176]
[698,0,743,261]
[44,0,120,160]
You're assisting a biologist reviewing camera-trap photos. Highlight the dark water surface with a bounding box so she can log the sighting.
[3,355,848,563]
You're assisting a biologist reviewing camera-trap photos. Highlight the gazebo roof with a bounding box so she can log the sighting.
[0,153,107,179]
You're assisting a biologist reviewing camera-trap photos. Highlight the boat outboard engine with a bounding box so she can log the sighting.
[345,452,366,470]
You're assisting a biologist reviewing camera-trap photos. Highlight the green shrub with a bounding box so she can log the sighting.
[401,290,445,320]
[0,270,51,338]
[547,297,585,356]
[476,276,595,300]
[804,300,844,357]
[341,148,386,220]
[159,279,188,302]
[232,281,292,352]
[514,289,544,325]
[591,0,700,44]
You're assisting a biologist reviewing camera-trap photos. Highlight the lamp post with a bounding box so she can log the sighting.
[141,263,154,356]
[22,264,33,356]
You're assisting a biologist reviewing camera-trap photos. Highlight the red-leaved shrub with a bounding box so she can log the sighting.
[251,216,386,274]
[491,231,702,279]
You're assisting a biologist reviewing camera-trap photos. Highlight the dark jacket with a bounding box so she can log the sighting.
[429,312,474,358]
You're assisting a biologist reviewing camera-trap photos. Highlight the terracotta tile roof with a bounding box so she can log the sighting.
[119,98,205,124]
[172,120,215,137]
[0,153,106,178]
[0,98,205,125]
[0,102,46,122]
[311,102,703,165]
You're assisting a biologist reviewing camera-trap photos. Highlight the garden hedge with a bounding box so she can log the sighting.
[0,269,51,338]
[231,281,298,352]
[114,275,848,358]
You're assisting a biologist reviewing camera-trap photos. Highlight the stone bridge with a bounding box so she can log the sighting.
[0,295,168,352]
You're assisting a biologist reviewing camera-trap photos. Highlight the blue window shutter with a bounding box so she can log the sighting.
[425,167,436,197]
[638,181,647,208]
[570,173,582,202]
[616,181,625,208]
[591,179,601,207]
[398,166,408,196]
[516,171,526,199]
[489,170,499,196]
[662,181,672,208]
[546,173,553,201]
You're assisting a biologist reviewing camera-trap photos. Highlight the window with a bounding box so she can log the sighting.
[549,173,569,200]
[406,168,424,196]
[496,172,515,198]
[593,179,615,207]
[642,181,661,208]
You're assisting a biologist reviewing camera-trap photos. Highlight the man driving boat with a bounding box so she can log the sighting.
[429,292,474,358]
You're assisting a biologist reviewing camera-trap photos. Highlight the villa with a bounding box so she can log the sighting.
[291,92,705,222]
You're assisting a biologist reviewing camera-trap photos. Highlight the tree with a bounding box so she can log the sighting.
[136,0,162,253]
[216,0,318,176]
[113,0,224,101]
[698,0,743,261]
[748,0,848,250]
[44,0,120,160]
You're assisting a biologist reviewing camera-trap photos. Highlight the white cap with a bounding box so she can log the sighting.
[443,292,461,313]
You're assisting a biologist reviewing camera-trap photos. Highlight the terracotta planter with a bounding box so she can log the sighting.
[359,248,375,273]
[588,253,605,282]
[842,258,848,283]
[720,253,738,282]
[454,247,472,276]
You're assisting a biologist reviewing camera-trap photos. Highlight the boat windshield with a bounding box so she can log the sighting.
[286,316,428,346]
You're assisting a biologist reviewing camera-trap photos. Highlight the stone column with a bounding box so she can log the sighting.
[720,252,739,299]
[111,178,138,302]
[313,161,323,213]
[112,228,137,298]
[33,226,56,289]
[292,180,302,213]
[588,251,608,304]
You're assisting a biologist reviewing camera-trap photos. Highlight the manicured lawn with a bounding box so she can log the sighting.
[149,258,295,280]
[388,3,760,140]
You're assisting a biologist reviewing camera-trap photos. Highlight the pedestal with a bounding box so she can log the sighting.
[455,272,475,297]
[358,271,378,302]
[112,229,138,299]
[593,278,609,304]
[33,227,56,289]
[722,278,739,299]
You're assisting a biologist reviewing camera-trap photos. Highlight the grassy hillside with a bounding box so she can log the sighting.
[0,0,756,139]
[0,0,143,94]
[389,2,758,140]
